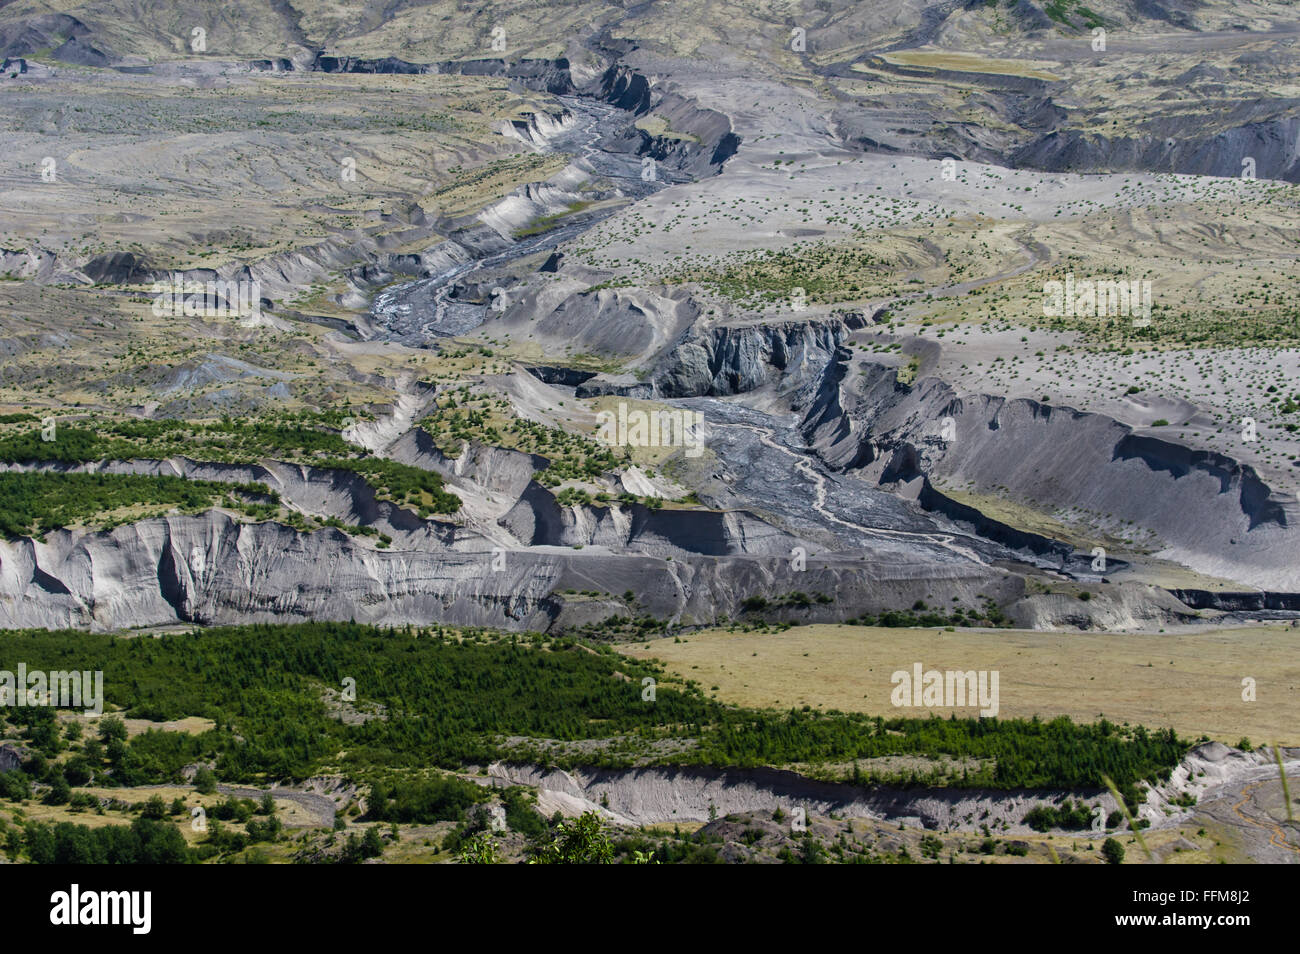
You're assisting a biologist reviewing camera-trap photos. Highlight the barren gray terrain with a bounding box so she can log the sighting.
[0,0,1297,867]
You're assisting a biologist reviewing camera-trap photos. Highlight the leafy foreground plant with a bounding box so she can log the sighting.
[529,812,615,864]
[1102,774,1152,861]
[458,832,503,865]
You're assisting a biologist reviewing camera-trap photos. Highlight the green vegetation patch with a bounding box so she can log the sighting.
[0,623,1187,792]
[660,242,898,307]
[0,472,278,538]
[0,411,459,523]
[1043,0,1105,30]
[513,200,594,239]
[0,412,355,464]
[1043,307,1300,350]
[422,389,617,486]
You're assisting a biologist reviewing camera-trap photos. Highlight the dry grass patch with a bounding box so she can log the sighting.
[878,51,1062,81]
[618,623,1300,743]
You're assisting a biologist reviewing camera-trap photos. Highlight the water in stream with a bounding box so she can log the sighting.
[367,96,685,346]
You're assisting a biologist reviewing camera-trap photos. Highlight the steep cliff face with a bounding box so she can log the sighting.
[1168,589,1300,612]
[0,509,1018,632]
[500,109,579,150]
[799,328,872,472]
[594,77,742,178]
[653,317,848,399]
[0,457,461,549]
[312,54,428,74]
[491,741,1300,837]
[1007,583,1199,631]
[1010,116,1300,183]
[387,430,542,504]
[593,65,740,176]
[597,65,651,115]
[313,54,577,94]
[0,407,1026,631]
[499,482,798,556]
[486,760,1095,832]
[436,57,577,95]
[813,362,1300,589]
[661,316,1300,586]
[0,512,563,631]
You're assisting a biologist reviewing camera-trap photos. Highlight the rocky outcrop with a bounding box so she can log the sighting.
[499,483,798,556]
[597,65,651,115]
[313,54,576,93]
[0,14,104,62]
[500,110,578,150]
[1007,583,1199,631]
[574,375,655,399]
[82,251,155,284]
[1168,589,1300,612]
[51,35,110,67]
[800,361,1300,589]
[248,58,294,72]
[0,508,1018,632]
[0,743,25,773]
[1012,118,1300,183]
[438,58,576,95]
[392,432,543,508]
[0,247,82,284]
[0,455,460,549]
[313,54,428,74]
[487,761,1106,833]
[0,512,558,631]
[524,365,597,388]
[594,77,742,177]
[546,287,699,360]
[653,317,848,399]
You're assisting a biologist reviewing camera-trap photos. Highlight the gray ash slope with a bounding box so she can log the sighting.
[3,0,1299,631]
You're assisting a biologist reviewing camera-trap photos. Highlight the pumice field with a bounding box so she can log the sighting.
[0,0,1297,879]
